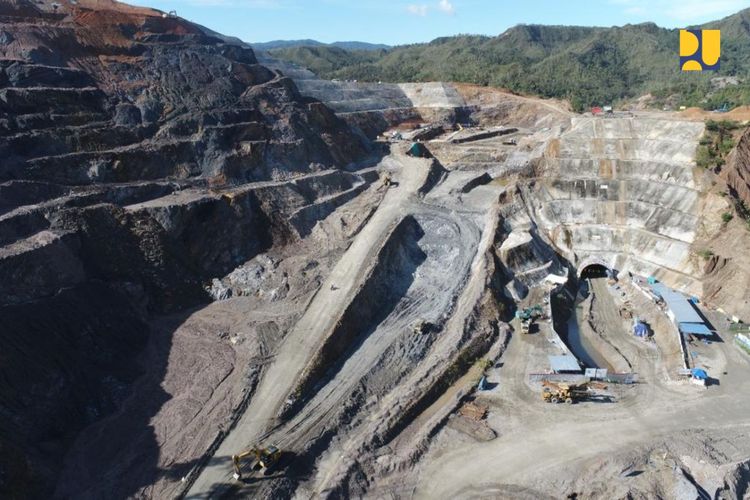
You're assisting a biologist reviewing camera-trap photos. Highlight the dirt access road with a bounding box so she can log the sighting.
[185,150,437,498]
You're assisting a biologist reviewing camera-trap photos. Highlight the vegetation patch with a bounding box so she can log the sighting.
[698,249,715,260]
[731,199,750,231]
[269,11,750,112]
[696,120,741,170]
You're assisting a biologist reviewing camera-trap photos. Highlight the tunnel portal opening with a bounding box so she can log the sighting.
[580,263,610,280]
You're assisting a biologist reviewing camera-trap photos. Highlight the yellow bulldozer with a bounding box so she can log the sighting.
[541,380,589,404]
[232,445,281,481]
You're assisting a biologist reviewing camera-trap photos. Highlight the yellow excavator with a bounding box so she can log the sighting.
[231,445,281,481]
[380,172,392,188]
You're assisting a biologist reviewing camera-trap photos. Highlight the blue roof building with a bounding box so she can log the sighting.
[651,282,712,337]
[633,321,648,337]
[679,322,711,336]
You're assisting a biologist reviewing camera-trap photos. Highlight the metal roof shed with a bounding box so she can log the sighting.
[679,322,712,336]
[650,284,703,324]
[548,354,582,373]
[650,282,668,297]
[663,291,703,323]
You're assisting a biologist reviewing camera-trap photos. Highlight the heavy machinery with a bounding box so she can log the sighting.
[541,380,589,404]
[515,305,544,321]
[516,305,544,334]
[520,317,533,334]
[232,445,281,481]
[411,318,434,334]
[380,172,392,188]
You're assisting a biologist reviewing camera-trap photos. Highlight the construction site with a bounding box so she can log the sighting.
[173,72,750,499]
[4,2,750,499]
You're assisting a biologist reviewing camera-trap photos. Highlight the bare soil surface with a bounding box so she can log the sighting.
[179,108,750,500]
[185,147,477,497]
[411,298,750,500]
[7,2,750,498]
[55,171,388,499]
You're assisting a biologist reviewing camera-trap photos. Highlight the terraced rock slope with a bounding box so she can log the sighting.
[4,2,750,499]
[531,117,712,290]
[0,0,377,495]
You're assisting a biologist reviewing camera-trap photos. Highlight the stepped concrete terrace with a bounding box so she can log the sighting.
[528,117,706,291]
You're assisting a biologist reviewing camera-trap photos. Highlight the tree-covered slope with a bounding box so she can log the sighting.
[269,9,750,111]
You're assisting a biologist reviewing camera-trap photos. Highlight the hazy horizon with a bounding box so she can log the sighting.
[128,0,750,46]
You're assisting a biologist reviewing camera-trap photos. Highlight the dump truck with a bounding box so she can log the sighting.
[232,445,281,481]
[517,305,544,334]
[516,305,543,321]
[541,380,589,404]
[520,317,534,334]
[520,318,530,334]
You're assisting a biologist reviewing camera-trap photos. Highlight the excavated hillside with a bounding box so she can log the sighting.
[4,2,750,500]
[723,127,750,207]
[0,0,377,496]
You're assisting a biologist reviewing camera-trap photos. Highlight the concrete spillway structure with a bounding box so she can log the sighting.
[527,117,705,291]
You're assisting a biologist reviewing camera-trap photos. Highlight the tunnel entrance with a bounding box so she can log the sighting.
[580,263,610,280]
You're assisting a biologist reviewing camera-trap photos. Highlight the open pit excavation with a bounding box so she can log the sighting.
[5,1,750,500]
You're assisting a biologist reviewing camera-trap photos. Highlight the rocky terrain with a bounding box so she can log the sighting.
[0,0,376,497]
[723,127,750,207]
[4,2,750,500]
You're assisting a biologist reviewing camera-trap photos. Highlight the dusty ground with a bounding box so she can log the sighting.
[40,77,750,499]
[678,106,750,122]
[7,3,750,498]
[182,105,750,499]
[185,135,506,497]
[406,282,750,500]
[453,83,573,128]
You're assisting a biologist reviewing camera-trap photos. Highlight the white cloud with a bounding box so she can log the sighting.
[407,3,428,16]
[663,0,747,22]
[610,0,747,23]
[407,1,455,17]
[437,0,455,15]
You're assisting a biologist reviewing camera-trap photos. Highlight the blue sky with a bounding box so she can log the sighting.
[129,0,750,45]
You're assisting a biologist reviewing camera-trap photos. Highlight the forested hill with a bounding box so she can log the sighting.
[268,9,750,111]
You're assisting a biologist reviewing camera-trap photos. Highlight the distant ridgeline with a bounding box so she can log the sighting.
[252,40,390,52]
[268,9,750,111]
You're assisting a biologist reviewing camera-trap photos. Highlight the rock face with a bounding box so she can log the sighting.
[723,127,750,207]
[0,1,374,496]
[0,1,368,185]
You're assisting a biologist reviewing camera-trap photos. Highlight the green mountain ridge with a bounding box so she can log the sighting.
[268,9,750,111]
